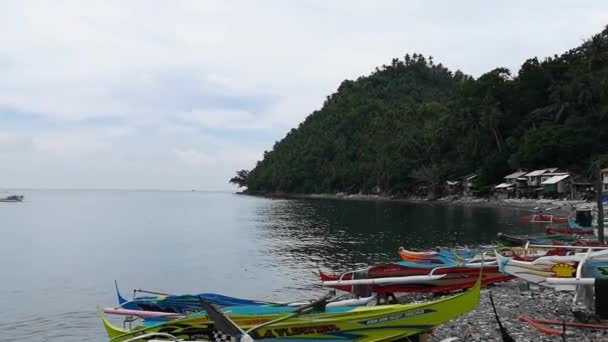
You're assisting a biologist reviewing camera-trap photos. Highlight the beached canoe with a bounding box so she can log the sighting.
[496,248,608,291]
[101,276,481,342]
[497,232,580,247]
[545,226,594,235]
[520,214,569,223]
[114,283,272,314]
[319,261,511,294]
[397,247,483,264]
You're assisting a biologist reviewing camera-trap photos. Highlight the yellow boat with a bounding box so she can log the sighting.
[101,276,480,341]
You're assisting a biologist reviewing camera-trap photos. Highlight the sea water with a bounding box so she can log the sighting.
[0,190,534,341]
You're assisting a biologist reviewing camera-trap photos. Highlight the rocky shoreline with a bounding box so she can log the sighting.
[241,191,607,340]
[411,279,606,341]
[242,191,589,216]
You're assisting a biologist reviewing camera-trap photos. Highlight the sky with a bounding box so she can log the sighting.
[1,1,607,190]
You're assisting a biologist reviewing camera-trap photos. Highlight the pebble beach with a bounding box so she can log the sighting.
[427,280,608,341]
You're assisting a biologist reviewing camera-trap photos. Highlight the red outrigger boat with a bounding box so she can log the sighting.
[319,262,513,294]
[545,227,594,235]
[520,214,569,223]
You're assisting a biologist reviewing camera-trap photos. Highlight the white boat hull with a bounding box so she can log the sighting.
[496,249,608,291]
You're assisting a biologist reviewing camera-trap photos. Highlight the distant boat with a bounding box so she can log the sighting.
[0,195,24,202]
[520,213,569,223]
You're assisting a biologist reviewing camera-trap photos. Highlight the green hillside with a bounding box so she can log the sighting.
[231,26,608,197]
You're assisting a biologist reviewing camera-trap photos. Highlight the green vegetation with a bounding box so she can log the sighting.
[231,26,608,197]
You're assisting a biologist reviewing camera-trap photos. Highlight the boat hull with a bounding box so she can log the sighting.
[496,250,608,291]
[320,263,511,294]
[520,214,569,223]
[101,279,481,341]
[398,248,478,264]
[497,233,580,247]
[545,227,594,235]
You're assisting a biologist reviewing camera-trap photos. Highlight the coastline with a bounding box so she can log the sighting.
[240,191,589,216]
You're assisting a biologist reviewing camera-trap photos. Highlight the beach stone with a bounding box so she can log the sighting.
[429,283,608,341]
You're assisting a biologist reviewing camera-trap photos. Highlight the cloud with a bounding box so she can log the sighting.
[0,131,33,151]
[175,109,262,130]
[0,1,607,189]
[32,134,109,156]
[174,148,214,166]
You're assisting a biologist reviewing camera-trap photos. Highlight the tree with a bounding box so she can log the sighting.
[232,27,608,199]
[229,170,250,188]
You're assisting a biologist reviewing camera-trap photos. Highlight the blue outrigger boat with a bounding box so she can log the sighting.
[112,281,376,318]
[114,282,272,314]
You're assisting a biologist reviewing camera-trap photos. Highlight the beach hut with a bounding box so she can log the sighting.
[503,170,528,198]
[461,174,477,196]
[524,168,559,198]
[494,182,515,199]
[445,180,461,195]
[541,174,570,198]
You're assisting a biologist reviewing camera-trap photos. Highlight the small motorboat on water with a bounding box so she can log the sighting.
[0,195,24,202]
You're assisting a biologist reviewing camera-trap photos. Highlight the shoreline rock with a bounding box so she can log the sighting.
[239,191,588,216]
[425,280,607,341]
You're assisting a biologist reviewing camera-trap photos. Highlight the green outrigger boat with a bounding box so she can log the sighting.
[101,276,481,341]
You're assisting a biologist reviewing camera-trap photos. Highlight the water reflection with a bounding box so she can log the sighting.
[251,197,532,297]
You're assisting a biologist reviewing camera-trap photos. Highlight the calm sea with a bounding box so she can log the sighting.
[0,190,536,341]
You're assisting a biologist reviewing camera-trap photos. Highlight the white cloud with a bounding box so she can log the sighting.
[0,0,607,189]
[32,134,109,156]
[176,109,260,130]
[174,148,214,166]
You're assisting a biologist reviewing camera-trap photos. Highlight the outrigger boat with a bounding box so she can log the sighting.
[319,258,511,294]
[495,232,605,247]
[496,246,608,291]
[113,282,273,314]
[497,232,575,246]
[398,247,485,264]
[505,232,608,247]
[520,213,569,223]
[545,226,594,235]
[397,246,556,265]
[101,276,482,342]
[519,315,608,336]
[110,282,377,319]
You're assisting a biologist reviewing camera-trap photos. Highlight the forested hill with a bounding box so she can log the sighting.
[231,26,608,197]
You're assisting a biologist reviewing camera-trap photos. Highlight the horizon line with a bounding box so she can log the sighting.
[0,187,237,192]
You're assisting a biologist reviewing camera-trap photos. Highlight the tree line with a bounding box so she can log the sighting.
[231,26,608,198]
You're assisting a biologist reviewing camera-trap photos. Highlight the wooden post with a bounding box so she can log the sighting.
[597,171,605,244]
[570,179,574,200]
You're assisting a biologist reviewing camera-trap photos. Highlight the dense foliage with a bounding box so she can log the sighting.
[232,27,608,197]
